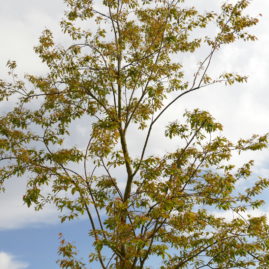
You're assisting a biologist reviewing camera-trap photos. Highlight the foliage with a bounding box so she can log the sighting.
[1,0,269,268]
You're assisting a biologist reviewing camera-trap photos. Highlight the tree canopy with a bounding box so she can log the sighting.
[1,0,269,268]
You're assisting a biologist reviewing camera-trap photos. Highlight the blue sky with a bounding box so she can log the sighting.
[1,0,269,268]
[0,217,109,268]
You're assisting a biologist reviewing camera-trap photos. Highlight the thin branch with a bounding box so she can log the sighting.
[43,128,106,268]
[100,158,123,200]
[133,84,201,177]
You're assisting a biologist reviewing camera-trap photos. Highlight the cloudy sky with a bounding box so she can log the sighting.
[1,0,269,268]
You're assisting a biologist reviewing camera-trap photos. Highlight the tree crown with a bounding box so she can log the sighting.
[1,0,269,268]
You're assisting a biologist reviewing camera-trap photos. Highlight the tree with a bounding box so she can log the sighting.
[1,0,269,268]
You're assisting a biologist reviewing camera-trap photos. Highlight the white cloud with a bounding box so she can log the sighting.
[213,208,269,223]
[0,0,64,78]
[0,179,59,230]
[0,252,28,269]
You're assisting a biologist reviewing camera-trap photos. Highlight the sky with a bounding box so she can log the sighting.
[0,0,269,268]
